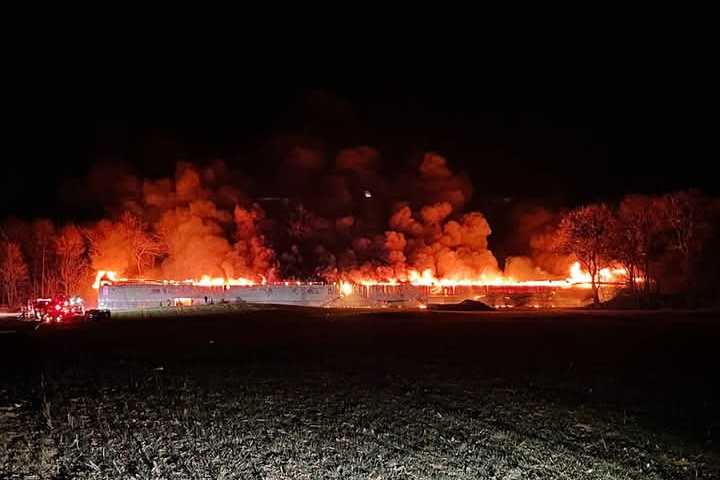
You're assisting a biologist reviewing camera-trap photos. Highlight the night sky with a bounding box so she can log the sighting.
[4,80,708,226]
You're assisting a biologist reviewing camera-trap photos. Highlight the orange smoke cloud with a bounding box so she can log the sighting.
[89,161,275,285]
[86,150,591,290]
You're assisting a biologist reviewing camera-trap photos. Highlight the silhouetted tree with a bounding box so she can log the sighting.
[0,241,28,307]
[661,190,712,294]
[119,211,164,276]
[56,224,88,295]
[87,212,165,278]
[609,195,665,298]
[31,219,56,297]
[557,204,613,305]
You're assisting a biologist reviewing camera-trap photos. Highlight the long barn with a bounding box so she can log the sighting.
[97,281,613,311]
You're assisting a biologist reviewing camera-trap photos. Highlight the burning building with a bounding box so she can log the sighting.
[97,281,425,310]
[96,272,621,311]
[84,155,630,311]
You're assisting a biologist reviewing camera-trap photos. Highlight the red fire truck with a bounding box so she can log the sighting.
[27,295,85,323]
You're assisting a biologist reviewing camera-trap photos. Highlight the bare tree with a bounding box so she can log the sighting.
[55,224,88,295]
[0,241,29,307]
[119,212,165,276]
[85,219,131,277]
[662,191,708,277]
[86,213,165,279]
[610,195,664,297]
[557,204,614,305]
[31,219,55,297]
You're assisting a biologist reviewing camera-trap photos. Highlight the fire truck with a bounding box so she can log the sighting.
[27,295,85,323]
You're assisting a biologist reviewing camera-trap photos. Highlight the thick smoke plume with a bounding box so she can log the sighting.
[80,147,548,285]
[271,148,501,283]
[88,161,274,282]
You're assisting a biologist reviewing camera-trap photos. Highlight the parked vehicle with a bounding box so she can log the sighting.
[85,309,111,321]
[27,296,85,323]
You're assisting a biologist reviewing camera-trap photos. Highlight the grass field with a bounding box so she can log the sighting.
[1,308,719,479]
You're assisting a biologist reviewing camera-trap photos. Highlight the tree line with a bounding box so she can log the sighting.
[1,190,718,308]
[557,190,720,306]
[0,212,163,307]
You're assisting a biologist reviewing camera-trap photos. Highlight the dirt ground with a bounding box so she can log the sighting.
[1,308,718,479]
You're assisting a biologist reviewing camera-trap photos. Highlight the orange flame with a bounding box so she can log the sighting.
[92,270,125,289]
[93,263,632,291]
[566,261,631,286]
[192,275,256,287]
[94,270,257,289]
[344,262,631,289]
[339,281,354,296]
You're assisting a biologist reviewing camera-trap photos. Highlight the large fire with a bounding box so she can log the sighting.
[92,270,126,289]
[93,261,629,290]
[566,262,630,285]
[84,156,639,304]
[192,275,259,287]
[93,270,260,289]
[350,261,628,289]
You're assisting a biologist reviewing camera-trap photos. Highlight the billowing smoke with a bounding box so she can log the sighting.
[502,206,573,281]
[415,153,473,209]
[272,149,501,283]
[88,161,274,282]
[81,147,536,285]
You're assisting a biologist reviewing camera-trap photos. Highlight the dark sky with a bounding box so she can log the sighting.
[3,79,710,222]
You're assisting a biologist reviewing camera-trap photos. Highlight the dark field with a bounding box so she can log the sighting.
[1,308,719,479]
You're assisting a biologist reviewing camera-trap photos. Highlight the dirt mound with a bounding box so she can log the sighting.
[428,299,495,311]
